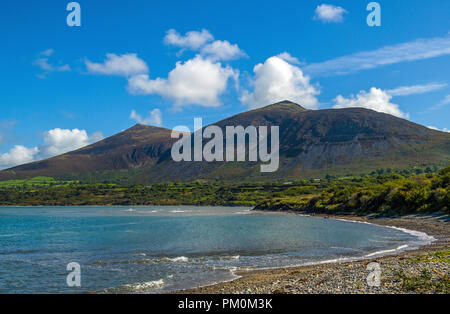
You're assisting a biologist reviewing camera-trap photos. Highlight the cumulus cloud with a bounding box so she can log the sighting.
[33,49,71,78]
[164,29,246,62]
[314,4,348,23]
[200,40,247,61]
[41,128,104,156]
[86,53,149,77]
[127,56,239,108]
[164,29,214,50]
[0,129,104,170]
[277,52,302,65]
[240,56,320,109]
[333,87,408,118]
[130,109,163,127]
[304,35,450,77]
[0,145,39,169]
[386,82,447,96]
[82,30,243,109]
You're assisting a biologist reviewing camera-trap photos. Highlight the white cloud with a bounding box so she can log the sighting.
[33,49,71,77]
[333,87,408,118]
[130,109,163,127]
[427,126,450,133]
[41,49,54,57]
[88,132,105,143]
[164,29,214,50]
[241,56,320,109]
[304,35,450,77]
[200,40,246,61]
[41,128,104,156]
[0,128,104,170]
[0,145,39,169]
[441,95,450,105]
[82,30,244,109]
[386,82,447,96]
[127,56,239,108]
[277,52,302,65]
[86,53,149,77]
[314,4,348,23]
[429,95,450,111]
[164,29,246,62]
[34,58,71,72]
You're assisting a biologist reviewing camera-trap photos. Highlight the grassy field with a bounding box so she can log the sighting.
[0,166,448,216]
[0,176,77,188]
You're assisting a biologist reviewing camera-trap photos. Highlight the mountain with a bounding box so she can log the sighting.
[1,101,450,183]
[0,125,175,181]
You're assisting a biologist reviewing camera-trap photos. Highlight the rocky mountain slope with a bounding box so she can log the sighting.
[1,101,449,183]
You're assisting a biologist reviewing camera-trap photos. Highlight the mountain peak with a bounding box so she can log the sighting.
[257,100,308,112]
[1,102,449,183]
[126,124,170,133]
[129,123,151,130]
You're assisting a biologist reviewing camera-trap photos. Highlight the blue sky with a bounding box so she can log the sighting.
[1,0,450,169]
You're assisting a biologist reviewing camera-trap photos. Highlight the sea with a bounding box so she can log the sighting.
[0,206,434,293]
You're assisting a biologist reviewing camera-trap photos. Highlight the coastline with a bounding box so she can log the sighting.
[176,212,450,294]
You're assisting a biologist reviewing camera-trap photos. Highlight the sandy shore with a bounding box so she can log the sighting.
[177,213,450,294]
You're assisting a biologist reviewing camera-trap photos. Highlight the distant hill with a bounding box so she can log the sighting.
[1,101,449,183]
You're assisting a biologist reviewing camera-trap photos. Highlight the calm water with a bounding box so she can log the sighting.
[0,206,432,293]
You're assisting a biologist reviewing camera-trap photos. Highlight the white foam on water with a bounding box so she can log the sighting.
[119,279,165,292]
[235,211,252,215]
[130,279,164,291]
[95,279,165,293]
[330,246,360,252]
[210,265,240,277]
[386,225,435,244]
[166,256,189,262]
[364,244,409,257]
[136,210,159,214]
[333,218,435,248]
[0,233,24,238]
[249,216,436,272]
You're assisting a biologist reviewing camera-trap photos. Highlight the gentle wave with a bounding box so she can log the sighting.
[222,255,240,260]
[210,265,239,277]
[97,279,165,293]
[92,256,190,266]
[364,244,409,257]
[333,218,435,247]
[0,233,25,238]
[122,209,159,214]
[164,256,189,262]
[242,217,435,273]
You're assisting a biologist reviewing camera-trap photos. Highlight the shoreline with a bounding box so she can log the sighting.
[176,212,449,294]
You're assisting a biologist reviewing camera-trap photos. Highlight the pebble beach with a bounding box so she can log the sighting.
[178,214,450,294]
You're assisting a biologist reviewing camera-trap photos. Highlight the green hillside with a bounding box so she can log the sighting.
[1,166,448,217]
